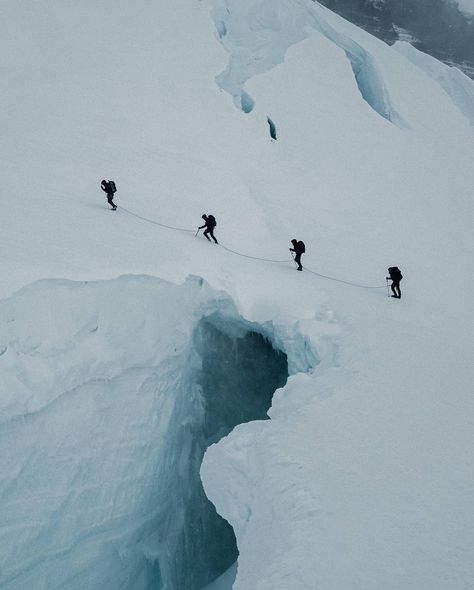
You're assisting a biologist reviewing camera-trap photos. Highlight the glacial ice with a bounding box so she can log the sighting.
[209,0,404,125]
[394,41,474,126]
[0,275,289,589]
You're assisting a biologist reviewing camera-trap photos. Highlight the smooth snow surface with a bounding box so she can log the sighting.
[1,0,474,588]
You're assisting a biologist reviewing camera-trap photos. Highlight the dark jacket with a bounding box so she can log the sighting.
[101,181,112,195]
[291,240,305,255]
[199,215,216,230]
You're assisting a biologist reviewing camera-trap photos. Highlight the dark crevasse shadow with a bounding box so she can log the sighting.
[267,116,277,140]
[154,315,288,590]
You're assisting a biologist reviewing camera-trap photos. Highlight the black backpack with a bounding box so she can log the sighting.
[297,241,305,253]
[388,267,402,280]
[207,215,216,228]
[108,180,117,194]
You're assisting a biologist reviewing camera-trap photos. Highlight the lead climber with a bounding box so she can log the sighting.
[198,214,218,244]
[101,179,117,210]
[386,266,403,299]
[290,239,305,271]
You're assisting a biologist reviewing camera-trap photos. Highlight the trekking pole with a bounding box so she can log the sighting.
[195,228,201,237]
[290,251,298,268]
[386,278,390,298]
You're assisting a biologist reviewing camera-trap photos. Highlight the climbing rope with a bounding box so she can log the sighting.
[118,205,195,233]
[218,243,292,264]
[304,267,386,289]
[116,205,387,290]
[289,253,386,289]
[119,205,292,263]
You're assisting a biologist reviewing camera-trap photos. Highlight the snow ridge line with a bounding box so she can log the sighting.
[118,206,386,289]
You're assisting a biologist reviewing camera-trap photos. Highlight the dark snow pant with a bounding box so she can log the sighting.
[391,280,401,298]
[294,252,303,270]
[204,228,218,244]
[107,194,117,209]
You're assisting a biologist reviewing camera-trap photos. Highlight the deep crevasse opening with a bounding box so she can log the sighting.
[0,276,295,590]
[159,315,289,590]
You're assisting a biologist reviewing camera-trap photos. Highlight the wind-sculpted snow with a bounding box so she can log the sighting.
[0,275,224,424]
[0,275,297,589]
[307,6,406,127]
[210,0,308,112]
[210,0,404,125]
[394,41,474,126]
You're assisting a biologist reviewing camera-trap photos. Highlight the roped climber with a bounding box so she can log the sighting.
[199,214,218,244]
[290,239,305,271]
[101,179,117,210]
[386,266,403,299]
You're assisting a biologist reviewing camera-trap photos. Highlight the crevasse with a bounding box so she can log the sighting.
[0,276,317,590]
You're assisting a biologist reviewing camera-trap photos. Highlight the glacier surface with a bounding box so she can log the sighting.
[1,0,473,588]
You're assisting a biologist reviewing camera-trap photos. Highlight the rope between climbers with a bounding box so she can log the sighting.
[119,205,291,262]
[219,243,293,264]
[117,205,386,289]
[118,206,195,233]
[304,267,386,289]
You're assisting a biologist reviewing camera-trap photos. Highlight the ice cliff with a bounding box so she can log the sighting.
[0,276,299,589]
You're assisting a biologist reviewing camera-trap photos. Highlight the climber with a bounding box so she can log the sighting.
[386,266,403,298]
[101,179,117,210]
[290,239,305,271]
[199,214,218,244]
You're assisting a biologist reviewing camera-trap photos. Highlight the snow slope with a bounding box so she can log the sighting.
[394,40,474,126]
[1,0,473,588]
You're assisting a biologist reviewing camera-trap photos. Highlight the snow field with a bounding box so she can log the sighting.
[0,0,473,588]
